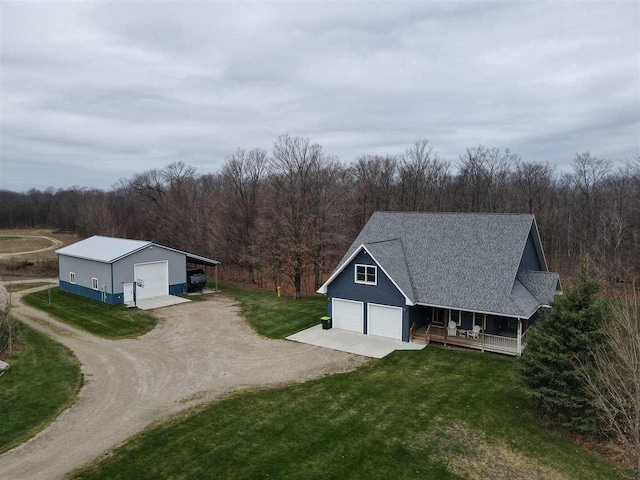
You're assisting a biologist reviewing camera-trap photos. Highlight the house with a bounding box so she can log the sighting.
[317,212,561,356]
[55,236,220,305]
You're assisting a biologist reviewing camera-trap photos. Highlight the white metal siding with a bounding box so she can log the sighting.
[332,298,364,333]
[134,261,169,299]
[367,303,403,340]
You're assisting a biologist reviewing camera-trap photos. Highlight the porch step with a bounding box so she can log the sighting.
[411,332,429,345]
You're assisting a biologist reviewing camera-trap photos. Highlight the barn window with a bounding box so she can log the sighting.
[92,277,98,290]
[69,272,75,284]
[355,264,377,285]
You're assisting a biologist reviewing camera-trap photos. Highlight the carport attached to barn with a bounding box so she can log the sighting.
[56,236,220,305]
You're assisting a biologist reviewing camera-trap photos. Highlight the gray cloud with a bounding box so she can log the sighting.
[1,1,638,191]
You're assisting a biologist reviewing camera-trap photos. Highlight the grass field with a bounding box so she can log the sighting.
[0,323,82,454]
[72,283,622,480]
[22,289,157,339]
[0,229,78,261]
[219,282,325,338]
[0,235,53,254]
[5,282,54,293]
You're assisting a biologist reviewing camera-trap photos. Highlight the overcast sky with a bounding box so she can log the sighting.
[1,1,638,192]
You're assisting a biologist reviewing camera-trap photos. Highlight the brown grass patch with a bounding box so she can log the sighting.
[416,420,569,480]
[0,236,53,254]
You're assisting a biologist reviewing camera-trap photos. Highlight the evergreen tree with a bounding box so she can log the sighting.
[519,264,607,434]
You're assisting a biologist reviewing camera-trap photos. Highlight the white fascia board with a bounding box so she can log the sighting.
[531,217,549,272]
[317,245,366,294]
[414,301,531,320]
[317,243,414,306]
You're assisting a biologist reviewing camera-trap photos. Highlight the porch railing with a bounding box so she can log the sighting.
[427,324,519,354]
[484,332,518,352]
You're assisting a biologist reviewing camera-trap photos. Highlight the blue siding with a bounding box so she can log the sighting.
[327,249,410,341]
[519,231,542,271]
[170,283,188,295]
[59,280,121,305]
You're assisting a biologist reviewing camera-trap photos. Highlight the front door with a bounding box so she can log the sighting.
[124,283,133,303]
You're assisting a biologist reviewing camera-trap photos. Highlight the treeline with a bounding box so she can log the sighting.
[1,136,639,296]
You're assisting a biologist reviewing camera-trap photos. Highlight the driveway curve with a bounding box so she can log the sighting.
[0,235,63,260]
[0,287,366,480]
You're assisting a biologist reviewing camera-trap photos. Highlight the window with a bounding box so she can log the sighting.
[92,277,98,290]
[354,264,377,285]
[450,309,461,326]
[69,272,75,284]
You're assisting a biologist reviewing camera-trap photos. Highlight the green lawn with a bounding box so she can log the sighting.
[72,283,621,479]
[0,323,82,454]
[22,289,157,339]
[5,282,53,293]
[220,282,325,338]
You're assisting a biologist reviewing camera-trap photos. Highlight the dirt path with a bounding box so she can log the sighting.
[0,285,366,480]
[0,235,63,260]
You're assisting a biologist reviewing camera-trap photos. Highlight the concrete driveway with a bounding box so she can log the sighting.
[287,324,426,358]
[133,294,190,310]
[0,285,365,480]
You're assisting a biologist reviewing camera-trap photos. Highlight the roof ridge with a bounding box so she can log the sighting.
[372,211,535,216]
[365,237,402,245]
[518,270,559,276]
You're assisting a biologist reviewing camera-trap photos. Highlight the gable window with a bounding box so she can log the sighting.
[92,277,99,290]
[355,264,377,285]
[69,272,76,284]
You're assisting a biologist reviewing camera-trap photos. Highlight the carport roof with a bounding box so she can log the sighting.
[56,235,220,265]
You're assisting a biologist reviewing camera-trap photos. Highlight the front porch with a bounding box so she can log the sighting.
[409,306,534,356]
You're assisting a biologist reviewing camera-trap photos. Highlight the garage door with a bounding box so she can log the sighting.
[134,261,169,300]
[332,298,364,333]
[367,303,403,340]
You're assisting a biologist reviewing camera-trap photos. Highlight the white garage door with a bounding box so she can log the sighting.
[134,261,169,300]
[332,298,364,333]
[367,303,403,340]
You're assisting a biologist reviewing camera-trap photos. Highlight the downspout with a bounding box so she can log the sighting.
[110,263,114,304]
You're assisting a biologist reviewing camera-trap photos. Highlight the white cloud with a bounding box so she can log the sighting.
[1,1,638,191]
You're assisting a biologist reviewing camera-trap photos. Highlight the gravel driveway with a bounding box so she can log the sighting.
[0,287,365,480]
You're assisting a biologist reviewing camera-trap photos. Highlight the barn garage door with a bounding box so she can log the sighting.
[134,261,169,300]
[332,298,364,333]
[367,303,403,340]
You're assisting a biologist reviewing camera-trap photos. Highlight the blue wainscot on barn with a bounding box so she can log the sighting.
[317,212,561,356]
[55,236,219,305]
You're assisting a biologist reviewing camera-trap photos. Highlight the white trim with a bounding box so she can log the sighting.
[366,303,404,340]
[354,264,377,286]
[415,301,529,320]
[531,217,549,272]
[91,277,98,290]
[317,244,415,306]
[69,272,75,284]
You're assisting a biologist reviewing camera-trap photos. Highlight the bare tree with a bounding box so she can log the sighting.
[578,296,640,479]
[221,147,269,282]
[398,139,449,212]
[270,134,325,299]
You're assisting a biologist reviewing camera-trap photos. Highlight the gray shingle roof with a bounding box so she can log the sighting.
[330,212,559,318]
[516,270,560,305]
[364,239,415,303]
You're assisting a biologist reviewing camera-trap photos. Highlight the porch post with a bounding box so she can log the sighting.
[481,314,486,352]
[215,264,218,292]
[517,319,522,355]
